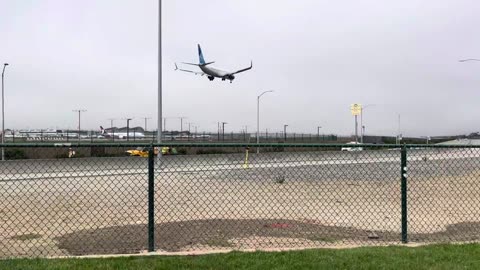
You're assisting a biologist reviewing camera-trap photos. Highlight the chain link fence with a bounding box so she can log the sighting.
[0,143,479,258]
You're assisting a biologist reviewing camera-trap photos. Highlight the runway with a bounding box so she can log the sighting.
[1,148,479,182]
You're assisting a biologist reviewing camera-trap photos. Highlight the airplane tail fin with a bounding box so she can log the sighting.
[100,126,105,134]
[198,44,206,65]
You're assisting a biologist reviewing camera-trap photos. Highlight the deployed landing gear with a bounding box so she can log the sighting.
[208,76,214,81]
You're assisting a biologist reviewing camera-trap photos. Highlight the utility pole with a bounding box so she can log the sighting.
[72,109,86,143]
[284,124,288,142]
[317,126,321,141]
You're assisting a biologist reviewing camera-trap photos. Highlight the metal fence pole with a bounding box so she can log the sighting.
[148,147,155,251]
[401,146,408,243]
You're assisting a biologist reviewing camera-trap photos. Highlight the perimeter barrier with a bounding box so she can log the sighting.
[0,143,479,257]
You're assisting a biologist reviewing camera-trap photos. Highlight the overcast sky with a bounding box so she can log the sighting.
[1,0,480,136]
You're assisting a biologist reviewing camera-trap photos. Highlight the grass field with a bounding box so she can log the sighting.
[1,244,479,270]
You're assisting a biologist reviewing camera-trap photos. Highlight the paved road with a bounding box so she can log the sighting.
[0,149,479,182]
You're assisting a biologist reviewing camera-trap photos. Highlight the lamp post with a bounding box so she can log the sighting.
[362,125,365,141]
[257,90,274,153]
[126,118,132,141]
[157,0,162,157]
[72,109,86,143]
[284,124,288,142]
[107,118,116,129]
[317,126,322,141]
[179,116,187,133]
[143,117,151,132]
[222,122,227,141]
[360,104,375,143]
[1,63,9,161]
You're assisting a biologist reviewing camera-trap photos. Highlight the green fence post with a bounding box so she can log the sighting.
[401,146,408,243]
[148,147,155,251]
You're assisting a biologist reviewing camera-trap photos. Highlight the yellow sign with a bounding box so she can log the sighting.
[350,103,362,116]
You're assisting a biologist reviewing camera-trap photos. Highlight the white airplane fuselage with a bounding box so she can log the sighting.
[102,132,145,139]
[199,65,229,78]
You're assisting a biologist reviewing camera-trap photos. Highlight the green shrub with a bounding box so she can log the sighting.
[5,149,27,160]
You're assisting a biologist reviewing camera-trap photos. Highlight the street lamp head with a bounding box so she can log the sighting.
[3,63,8,66]
[258,90,274,98]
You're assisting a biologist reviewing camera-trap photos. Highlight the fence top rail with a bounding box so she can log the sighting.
[1,142,480,149]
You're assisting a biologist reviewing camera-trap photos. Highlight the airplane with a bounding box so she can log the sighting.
[175,44,252,83]
[100,126,145,139]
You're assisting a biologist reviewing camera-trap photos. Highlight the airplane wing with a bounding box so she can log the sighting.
[175,63,205,76]
[230,61,253,75]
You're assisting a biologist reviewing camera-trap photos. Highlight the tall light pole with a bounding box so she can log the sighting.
[284,124,288,142]
[107,118,116,129]
[257,90,274,153]
[157,0,163,161]
[317,126,322,141]
[396,114,401,144]
[72,109,86,143]
[125,118,133,141]
[143,117,151,132]
[179,117,187,133]
[1,63,9,161]
[107,118,116,142]
[360,104,375,143]
[222,122,227,141]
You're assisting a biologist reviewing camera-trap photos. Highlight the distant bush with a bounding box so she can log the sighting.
[5,149,27,160]
[177,148,188,155]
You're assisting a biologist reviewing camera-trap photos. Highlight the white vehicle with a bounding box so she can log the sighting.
[100,126,145,139]
[341,141,363,151]
[175,44,252,83]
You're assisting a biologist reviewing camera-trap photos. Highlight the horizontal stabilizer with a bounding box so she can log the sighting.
[174,63,205,76]
[181,61,215,66]
[181,62,200,66]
